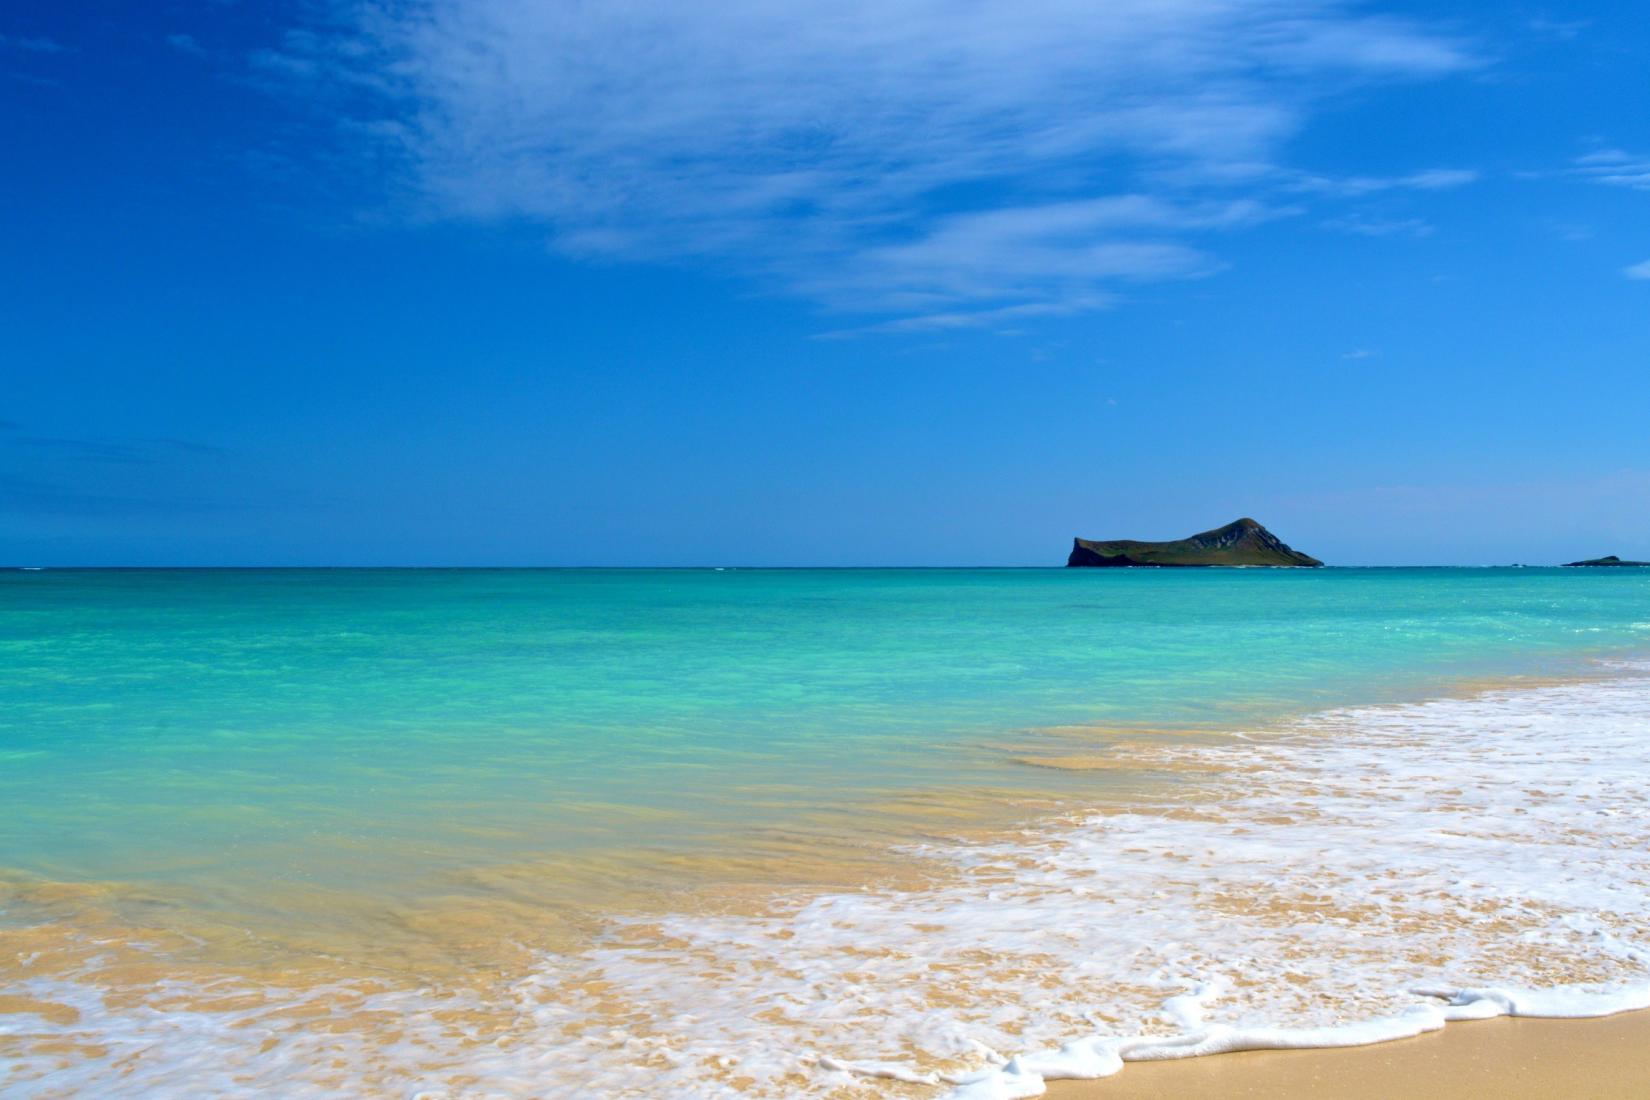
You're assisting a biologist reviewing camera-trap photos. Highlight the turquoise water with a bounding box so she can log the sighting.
[4,567,1650,928]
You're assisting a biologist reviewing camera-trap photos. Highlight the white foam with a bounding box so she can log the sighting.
[8,668,1650,1097]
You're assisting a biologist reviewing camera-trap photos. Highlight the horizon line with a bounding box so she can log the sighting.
[1,563,1616,572]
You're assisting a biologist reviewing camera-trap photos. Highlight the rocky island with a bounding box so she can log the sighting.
[1563,555,1650,567]
[1067,518,1323,568]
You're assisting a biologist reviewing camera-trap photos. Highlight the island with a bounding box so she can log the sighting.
[1067,518,1323,568]
[1562,555,1650,567]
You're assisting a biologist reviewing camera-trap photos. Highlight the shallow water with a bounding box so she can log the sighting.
[4,567,1650,1095]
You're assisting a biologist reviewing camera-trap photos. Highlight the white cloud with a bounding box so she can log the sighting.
[806,196,1272,316]
[1292,167,1478,196]
[1575,149,1650,191]
[1625,260,1650,281]
[818,298,1114,339]
[1322,215,1433,237]
[1399,168,1481,189]
[259,0,1478,328]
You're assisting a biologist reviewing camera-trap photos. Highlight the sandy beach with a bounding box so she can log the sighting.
[1049,1010,1650,1098]
[8,571,1650,1097]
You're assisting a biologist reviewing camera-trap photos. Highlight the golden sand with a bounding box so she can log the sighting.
[8,665,1649,1096]
[1047,1009,1650,1099]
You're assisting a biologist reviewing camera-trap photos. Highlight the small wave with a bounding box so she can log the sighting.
[9,671,1650,1097]
[946,981,1650,1098]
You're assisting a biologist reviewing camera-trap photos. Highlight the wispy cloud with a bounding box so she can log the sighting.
[1292,167,1479,196]
[818,298,1115,339]
[256,0,1479,329]
[1625,260,1650,281]
[1574,149,1650,191]
[1322,214,1433,237]
[808,196,1274,323]
[1527,17,1591,41]
[0,34,67,54]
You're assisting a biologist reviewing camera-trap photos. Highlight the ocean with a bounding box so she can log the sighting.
[4,566,1650,1096]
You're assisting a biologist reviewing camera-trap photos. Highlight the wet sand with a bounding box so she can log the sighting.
[11,667,1650,1096]
[1049,1009,1650,1098]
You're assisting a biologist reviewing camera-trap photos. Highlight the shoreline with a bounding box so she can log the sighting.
[9,656,1650,1096]
[1046,1008,1650,1098]
[9,657,1630,984]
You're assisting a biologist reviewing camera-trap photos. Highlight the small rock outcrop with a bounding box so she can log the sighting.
[1067,518,1323,568]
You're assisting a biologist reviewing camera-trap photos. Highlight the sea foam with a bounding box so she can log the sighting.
[7,667,1650,1097]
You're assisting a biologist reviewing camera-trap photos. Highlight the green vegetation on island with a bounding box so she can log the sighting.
[1563,555,1650,567]
[1067,518,1323,568]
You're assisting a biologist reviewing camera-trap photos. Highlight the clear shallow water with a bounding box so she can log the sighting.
[2,567,1649,924]
[6,567,1650,1097]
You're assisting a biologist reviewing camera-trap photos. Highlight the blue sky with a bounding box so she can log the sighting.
[2,1,1646,565]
